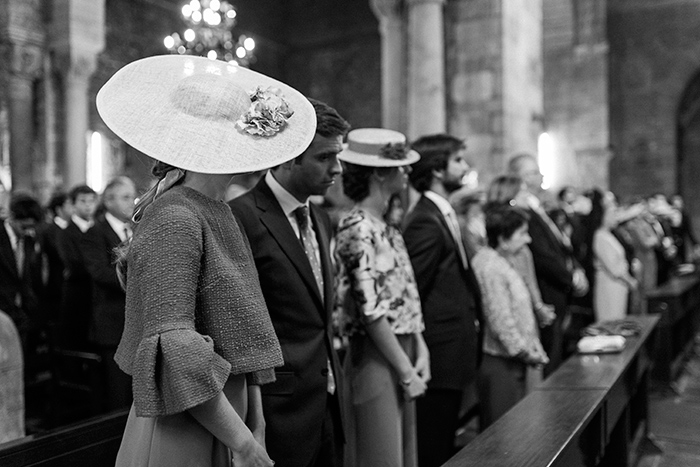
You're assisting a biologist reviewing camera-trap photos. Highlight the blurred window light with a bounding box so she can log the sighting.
[538,132,554,190]
[87,131,103,192]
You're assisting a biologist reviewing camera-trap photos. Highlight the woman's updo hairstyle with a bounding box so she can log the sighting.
[341,162,395,202]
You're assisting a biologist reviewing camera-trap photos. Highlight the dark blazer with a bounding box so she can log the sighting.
[402,195,482,390]
[229,179,343,467]
[0,222,44,333]
[82,217,126,347]
[57,221,92,349]
[37,221,65,323]
[526,208,574,313]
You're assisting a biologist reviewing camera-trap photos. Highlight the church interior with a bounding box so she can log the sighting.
[2,0,700,466]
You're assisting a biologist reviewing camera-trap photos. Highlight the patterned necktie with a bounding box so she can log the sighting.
[293,206,324,299]
[293,206,335,394]
[15,237,25,278]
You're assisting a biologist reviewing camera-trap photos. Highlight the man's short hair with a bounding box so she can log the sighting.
[408,134,466,193]
[68,184,97,203]
[47,192,68,216]
[307,98,350,139]
[10,193,43,222]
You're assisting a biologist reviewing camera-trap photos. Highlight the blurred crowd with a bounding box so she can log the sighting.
[1,146,696,461]
[1,177,137,429]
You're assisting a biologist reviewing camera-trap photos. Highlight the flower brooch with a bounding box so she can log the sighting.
[236,86,294,137]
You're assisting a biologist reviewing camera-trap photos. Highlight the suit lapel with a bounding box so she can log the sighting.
[100,218,123,248]
[310,204,333,314]
[254,181,325,310]
[0,225,19,278]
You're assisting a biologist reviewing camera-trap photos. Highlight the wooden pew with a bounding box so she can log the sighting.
[0,410,128,467]
[444,315,659,467]
[646,273,700,383]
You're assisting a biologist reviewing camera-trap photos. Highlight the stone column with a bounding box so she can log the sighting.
[1,0,45,193]
[51,0,105,188]
[370,0,406,132]
[406,0,446,139]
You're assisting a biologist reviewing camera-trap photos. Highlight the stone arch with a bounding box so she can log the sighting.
[676,69,700,240]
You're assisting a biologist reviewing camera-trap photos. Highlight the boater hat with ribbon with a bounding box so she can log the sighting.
[96,55,316,174]
[338,128,420,167]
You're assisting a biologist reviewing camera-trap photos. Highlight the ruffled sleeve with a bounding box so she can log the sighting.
[132,329,232,416]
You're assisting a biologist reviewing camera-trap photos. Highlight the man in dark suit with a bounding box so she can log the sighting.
[402,134,482,467]
[82,176,135,412]
[0,194,45,377]
[37,193,73,339]
[57,185,97,351]
[229,99,350,467]
[508,153,587,374]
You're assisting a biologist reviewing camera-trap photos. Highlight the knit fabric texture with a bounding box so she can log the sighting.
[115,185,283,417]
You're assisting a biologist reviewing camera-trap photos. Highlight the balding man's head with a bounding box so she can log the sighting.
[507,153,542,193]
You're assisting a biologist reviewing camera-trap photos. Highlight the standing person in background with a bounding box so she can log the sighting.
[229,98,350,467]
[472,204,548,428]
[507,154,587,375]
[334,128,429,467]
[37,193,73,340]
[82,176,137,412]
[587,190,638,321]
[57,184,97,351]
[97,54,317,466]
[486,175,556,330]
[402,134,482,467]
[0,194,46,377]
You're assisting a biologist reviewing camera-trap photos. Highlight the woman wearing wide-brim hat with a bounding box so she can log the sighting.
[97,55,317,467]
[333,128,430,467]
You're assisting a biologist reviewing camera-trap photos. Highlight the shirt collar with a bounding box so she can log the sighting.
[265,170,308,216]
[105,212,129,239]
[424,190,456,217]
[54,216,69,229]
[71,214,93,233]
[4,219,18,248]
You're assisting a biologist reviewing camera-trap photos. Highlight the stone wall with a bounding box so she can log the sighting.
[608,0,700,200]
[543,0,609,192]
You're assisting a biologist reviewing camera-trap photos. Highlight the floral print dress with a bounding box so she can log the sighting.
[334,208,424,337]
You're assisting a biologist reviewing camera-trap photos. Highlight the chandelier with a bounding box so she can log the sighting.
[163,0,256,67]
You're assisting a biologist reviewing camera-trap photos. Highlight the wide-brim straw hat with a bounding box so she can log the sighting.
[96,55,316,174]
[338,128,420,167]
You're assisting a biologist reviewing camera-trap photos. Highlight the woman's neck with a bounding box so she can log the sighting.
[183,172,232,201]
[356,185,391,221]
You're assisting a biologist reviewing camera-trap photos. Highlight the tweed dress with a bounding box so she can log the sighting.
[114,185,283,467]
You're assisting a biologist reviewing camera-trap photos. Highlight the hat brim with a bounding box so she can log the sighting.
[96,55,316,174]
[338,147,420,167]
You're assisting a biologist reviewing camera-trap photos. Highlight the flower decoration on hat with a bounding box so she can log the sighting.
[236,86,294,136]
[380,142,409,161]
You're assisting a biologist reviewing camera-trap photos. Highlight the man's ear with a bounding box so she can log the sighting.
[432,168,445,182]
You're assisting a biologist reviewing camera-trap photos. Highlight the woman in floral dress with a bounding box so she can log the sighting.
[334,128,430,467]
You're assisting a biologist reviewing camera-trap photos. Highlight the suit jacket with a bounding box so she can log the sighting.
[82,216,126,347]
[526,208,574,313]
[0,222,44,333]
[57,221,92,349]
[402,195,482,391]
[37,221,65,321]
[229,179,344,467]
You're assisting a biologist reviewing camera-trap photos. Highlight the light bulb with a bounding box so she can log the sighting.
[177,45,187,54]
[236,46,246,59]
[190,0,201,11]
[164,36,175,49]
[182,5,192,17]
[192,10,202,22]
[207,50,218,60]
[244,37,255,51]
[226,9,236,19]
[210,0,220,11]
[184,29,196,42]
